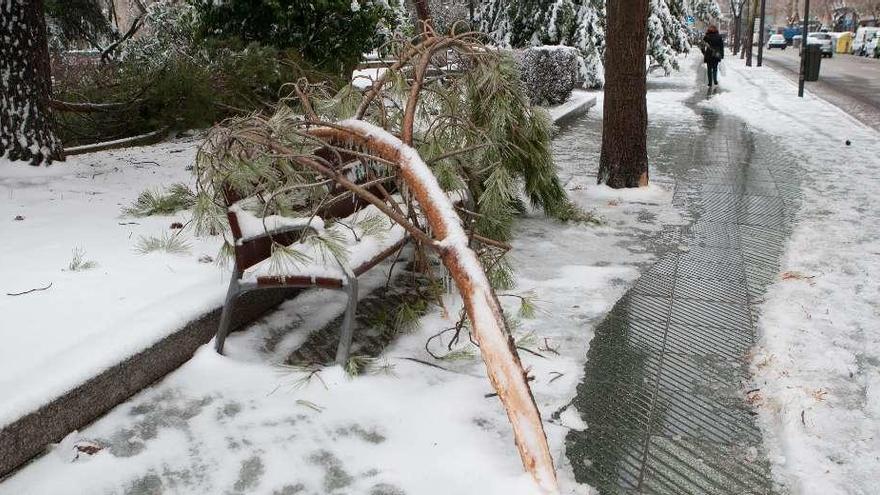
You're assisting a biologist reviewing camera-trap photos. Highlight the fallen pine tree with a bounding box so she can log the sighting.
[193,30,591,493]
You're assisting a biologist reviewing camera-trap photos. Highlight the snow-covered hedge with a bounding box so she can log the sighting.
[516,46,581,106]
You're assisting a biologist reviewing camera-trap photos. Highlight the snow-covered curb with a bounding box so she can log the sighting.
[548,90,598,129]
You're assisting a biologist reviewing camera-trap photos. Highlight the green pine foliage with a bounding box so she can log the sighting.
[193,35,582,309]
[190,0,403,80]
[123,184,195,217]
[45,0,114,49]
[135,232,192,255]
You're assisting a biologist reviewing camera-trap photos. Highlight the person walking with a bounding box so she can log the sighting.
[702,25,724,89]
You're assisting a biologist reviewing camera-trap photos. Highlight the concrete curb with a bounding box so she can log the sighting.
[550,91,598,129]
[0,288,299,479]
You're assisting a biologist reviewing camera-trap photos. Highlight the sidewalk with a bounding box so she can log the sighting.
[564,63,799,493]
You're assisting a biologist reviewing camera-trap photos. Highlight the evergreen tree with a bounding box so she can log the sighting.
[647,0,689,74]
[1,0,64,165]
[44,0,114,49]
[191,0,402,78]
[481,0,720,86]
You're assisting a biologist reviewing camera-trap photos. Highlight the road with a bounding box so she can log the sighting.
[760,48,880,130]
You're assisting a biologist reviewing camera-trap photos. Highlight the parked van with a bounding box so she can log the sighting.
[853,26,880,55]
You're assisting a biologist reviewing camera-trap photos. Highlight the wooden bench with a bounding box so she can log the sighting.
[213,153,412,364]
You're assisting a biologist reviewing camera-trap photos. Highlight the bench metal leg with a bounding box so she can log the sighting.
[335,275,358,366]
[215,267,242,355]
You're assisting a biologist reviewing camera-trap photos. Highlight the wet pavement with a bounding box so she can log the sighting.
[564,66,801,494]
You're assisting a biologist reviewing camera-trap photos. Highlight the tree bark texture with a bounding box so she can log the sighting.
[597,0,649,188]
[732,13,741,54]
[745,0,759,66]
[0,0,63,165]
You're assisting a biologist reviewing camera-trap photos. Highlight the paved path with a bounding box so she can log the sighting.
[564,66,801,494]
[761,49,880,130]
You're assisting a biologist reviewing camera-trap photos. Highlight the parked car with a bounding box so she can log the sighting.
[853,26,880,55]
[767,34,787,49]
[806,32,834,57]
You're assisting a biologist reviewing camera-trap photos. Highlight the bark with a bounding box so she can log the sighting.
[732,14,741,55]
[413,0,433,32]
[746,0,759,66]
[597,0,649,188]
[308,121,559,493]
[0,0,64,165]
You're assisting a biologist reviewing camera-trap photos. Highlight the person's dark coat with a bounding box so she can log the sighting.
[703,31,724,63]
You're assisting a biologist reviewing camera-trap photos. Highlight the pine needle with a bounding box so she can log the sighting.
[135,232,191,254]
[123,183,195,217]
[67,247,98,271]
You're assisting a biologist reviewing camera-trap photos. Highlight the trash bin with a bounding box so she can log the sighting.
[804,44,822,81]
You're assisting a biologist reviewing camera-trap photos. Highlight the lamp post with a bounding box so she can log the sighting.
[798,0,811,97]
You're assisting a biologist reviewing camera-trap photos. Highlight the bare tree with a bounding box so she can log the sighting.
[730,0,749,55]
[0,0,64,165]
[597,0,650,188]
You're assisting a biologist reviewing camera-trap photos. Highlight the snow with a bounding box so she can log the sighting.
[0,137,227,429]
[547,90,596,123]
[230,202,325,243]
[242,203,407,281]
[351,67,387,90]
[0,77,687,493]
[701,56,880,494]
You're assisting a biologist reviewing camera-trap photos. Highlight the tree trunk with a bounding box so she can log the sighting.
[413,0,433,32]
[746,0,759,66]
[740,1,751,59]
[732,13,741,55]
[597,0,649,188]
[0,0,64,165]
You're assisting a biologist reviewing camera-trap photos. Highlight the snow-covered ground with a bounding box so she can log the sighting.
[0,137,228,428]
[702,57,880,494]
[0,84,690,493]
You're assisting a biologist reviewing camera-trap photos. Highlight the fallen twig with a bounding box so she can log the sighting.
[6,282,52,296]
[548,371,565,383]
[395,356,452,372]
[516,346,546,359]
[538,337,560,355]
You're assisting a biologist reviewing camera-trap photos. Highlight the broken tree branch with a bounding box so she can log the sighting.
[101,14,144,63]
[309,120,558,493]
[50,99,136,113]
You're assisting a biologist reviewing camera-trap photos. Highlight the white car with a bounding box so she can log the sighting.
[767,34,787,49]
[806,32,834,58]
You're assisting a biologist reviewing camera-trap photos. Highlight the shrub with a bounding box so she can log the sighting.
[190,0,403,81]
[516,46,581,106]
